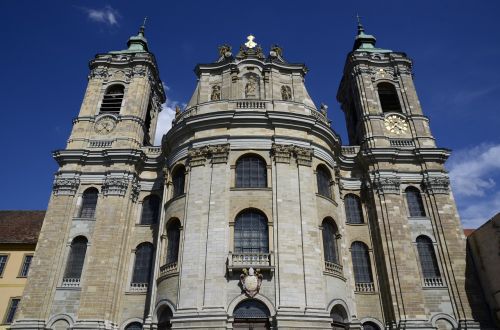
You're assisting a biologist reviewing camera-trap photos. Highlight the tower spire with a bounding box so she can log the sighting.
[139,17,147,35]
[352,16,390,53]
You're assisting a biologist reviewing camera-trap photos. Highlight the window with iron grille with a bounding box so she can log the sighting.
[140,195,160,225]
[345,194,364,224]
[351,241,373,283]
[0,255,7,277]
[100,85,124,114]
[416,236,441,279]
[233,299,270,319]
[406,187,426,217]
[316,165,332,198]
[125,322,143,330]
[322,219,339,263]
[234,211,268,253]
[132,243,154,284]
[236,156,267,188]
[63,236,88,280]
[166,221,181,265]
[79,188,98,218]
[4,298,20,324]
[19,255,33,277]
[363,322,380,330]
[172,166,185,198]
[377,83,402,113]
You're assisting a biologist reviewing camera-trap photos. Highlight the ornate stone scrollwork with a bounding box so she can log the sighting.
[208,144,230,164]
[422,176,450,194]
[102,177,129,196]
[53,177,80,196]
[130,177,141,202]
[271,143,293,164]
[89,67,108,80]
[293,146,313,167]
[188,146,209,167]
[188,144,231,166]
[132,66,147,77]
[372,177,400,195]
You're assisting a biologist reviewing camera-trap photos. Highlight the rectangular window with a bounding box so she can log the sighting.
[4,298,20,324]
[0,255,7,277]
[19,255,33,277]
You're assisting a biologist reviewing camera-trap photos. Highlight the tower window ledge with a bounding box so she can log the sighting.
[316,193,338,206]
[345,222,367,226]
[355,282,376,294]
[423,277,446,288]
[227,252,275,276]
[407,216,430,221]
[127,283,149,294]
[73,217,96,221]
[230,187,272,192]
[166,193,186,206]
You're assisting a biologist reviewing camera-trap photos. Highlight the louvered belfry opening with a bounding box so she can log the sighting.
[100,85,124,114]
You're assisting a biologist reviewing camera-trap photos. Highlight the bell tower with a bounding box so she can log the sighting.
[12,23,166,330]
[337,20,435,149]
[336,21,484,329]
[67,22,165,149]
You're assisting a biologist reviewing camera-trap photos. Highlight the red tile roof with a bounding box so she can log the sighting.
[0,211,45,244]
[463,229,475,237]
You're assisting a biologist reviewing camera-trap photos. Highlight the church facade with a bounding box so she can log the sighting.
[11,23,492,329]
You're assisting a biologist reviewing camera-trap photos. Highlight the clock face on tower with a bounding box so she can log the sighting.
[94,117,116,135]
[384,114,408,135]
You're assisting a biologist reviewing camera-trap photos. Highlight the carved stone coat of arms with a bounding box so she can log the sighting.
[240,267,263,297]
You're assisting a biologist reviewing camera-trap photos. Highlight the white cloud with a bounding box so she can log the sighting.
[458,191,500,228]
[153,100,186,145]
[448,143,500,197]
[448,143,500,228]
[84,6,120,26]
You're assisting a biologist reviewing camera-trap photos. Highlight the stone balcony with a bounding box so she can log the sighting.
[423,277,444,288]
[61,278,80,288]
[158,262,178,281]
[324,261,344,278]
[227,252,275,275]
[355,282,375,293]
[129,282,148,293]
[174,100,329,125]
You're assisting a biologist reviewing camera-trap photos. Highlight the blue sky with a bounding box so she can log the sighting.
[0,1,499,228]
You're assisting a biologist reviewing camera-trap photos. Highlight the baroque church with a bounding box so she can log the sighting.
[11,22,493,330]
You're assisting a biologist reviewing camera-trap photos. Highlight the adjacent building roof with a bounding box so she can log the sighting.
[0,211,45,244]
[463,229,475,237]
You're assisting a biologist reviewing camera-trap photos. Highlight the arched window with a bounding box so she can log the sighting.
[233,299,270,328]
[345,194,364,224]
[331,305,348,330]
[316,165,332,198]
[52,319,70,330]
[377,83,402,113]
[140,195,160,225]
[406,187,426,217]
[131,243,154,285]
[124,322,142,330]
[157,307,173,330]
[63,236,88,281]
[351,242,373,286]
[172,166,185,198]
[416,236,441,280]
[236,155,267,188]
[363,322,380,330]
[166,220,181,265]
[322,219,339,264]
[234,210,268,254]
[100,85,124,114]
[79,188,98,218]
